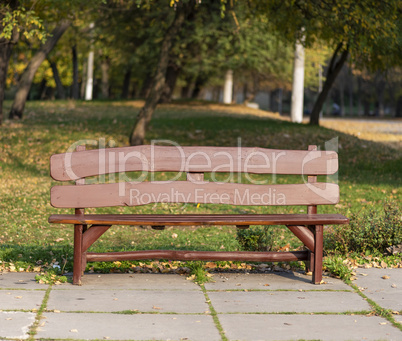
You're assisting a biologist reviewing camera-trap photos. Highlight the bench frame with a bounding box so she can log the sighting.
[49,144,348,285]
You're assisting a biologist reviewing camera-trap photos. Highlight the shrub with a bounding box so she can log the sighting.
[237,226,280,251]
[325,201,402,255]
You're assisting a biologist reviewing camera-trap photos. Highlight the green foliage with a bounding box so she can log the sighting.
[35,271,68,285]
[0,4,46,42]
[187,261,212,284]
[325,201,402,255]
[323,256,352,281]
[237,226,280,252]
[253,0,401,70]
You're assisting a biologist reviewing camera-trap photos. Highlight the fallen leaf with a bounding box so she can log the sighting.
[382,275,390,279]
[381,261,388,268]
[171,233,178,239]
[152,306,162,310]
[263,284,270,287]
[391,283,397,288]
[70,329,78,332]
[14,296,22,299]
[379,322,387,325]
[360,273,368,276]
[53,310,60,313]
[6,318,12,320]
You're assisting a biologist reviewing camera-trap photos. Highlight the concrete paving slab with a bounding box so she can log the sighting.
[354,268,402,311]
[54,273,199,290]
[0,290,46,310]
[205,271,351,291]
[208,291,371,313]
[0,272,45,290]
[47,289,209,313]
[37,312,221,340]
[219,314,402,341]
[0,311,36,339]
[395,315,402,324]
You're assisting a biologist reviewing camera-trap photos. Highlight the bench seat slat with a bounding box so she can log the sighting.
[48,213,349,226]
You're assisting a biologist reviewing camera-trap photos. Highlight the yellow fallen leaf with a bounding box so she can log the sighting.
[382,275,390,279]
[70,329,78,332]
[379,322,387,325]
[152,306,162,310]
[14,296,22,299]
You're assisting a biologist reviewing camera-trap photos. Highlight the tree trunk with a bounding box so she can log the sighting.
[159,64,180,103]
[9,20,70,119]
[129,1,193,145]
[291,39,305,123]
[0,26,19,125]
[121,67,131,99]
[181,74,193,99]
[49,60,66,99]
[100,56,110,99]
[396,96,402,117]
[139,72,153,98]
[309,43,349,125]
[339,76,344,116]
[192,74,208,99]
[0,40,14,125]
[348,69,353,115]
[277,88,283,115]
[72,45,79,99]
[223,69,233,104]
[80,61,87,99]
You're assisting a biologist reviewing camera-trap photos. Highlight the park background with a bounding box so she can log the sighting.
[0,0,401,282]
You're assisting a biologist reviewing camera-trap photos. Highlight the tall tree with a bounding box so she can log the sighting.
[252,0,401,125]
[9,20,70,119]
[129,1,195,146]
[0,0,45,124]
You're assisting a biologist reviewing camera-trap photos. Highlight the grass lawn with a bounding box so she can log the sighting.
[0,99,401,275]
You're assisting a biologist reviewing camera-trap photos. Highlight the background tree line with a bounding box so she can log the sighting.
[1,0,401,144]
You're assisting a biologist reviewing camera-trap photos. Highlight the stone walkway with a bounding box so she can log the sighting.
[1,269,401,340]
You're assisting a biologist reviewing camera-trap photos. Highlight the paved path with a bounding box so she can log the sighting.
[1,269,401,340]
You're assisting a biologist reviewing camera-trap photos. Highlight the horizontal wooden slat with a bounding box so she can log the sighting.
[50,145,338,181]
[48,213,349,226]
[85,250,309,262]
[50,181,340,208]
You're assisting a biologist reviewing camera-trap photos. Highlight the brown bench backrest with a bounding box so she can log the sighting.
[50,145,339,208]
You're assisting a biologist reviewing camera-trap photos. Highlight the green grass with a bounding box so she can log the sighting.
[0,99,401,274]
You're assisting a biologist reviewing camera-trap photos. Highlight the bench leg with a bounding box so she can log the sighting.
[73,224,84,285]
[312,225,323,284]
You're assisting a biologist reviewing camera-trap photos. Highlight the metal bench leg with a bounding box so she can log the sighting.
[73,224,83,285]
[313,225,323,284]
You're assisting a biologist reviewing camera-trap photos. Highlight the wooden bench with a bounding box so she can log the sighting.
[48,144,349,285]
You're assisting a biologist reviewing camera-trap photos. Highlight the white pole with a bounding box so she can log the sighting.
[291,37,305,123]
[223,69,233,104]
[85,23,95,101]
